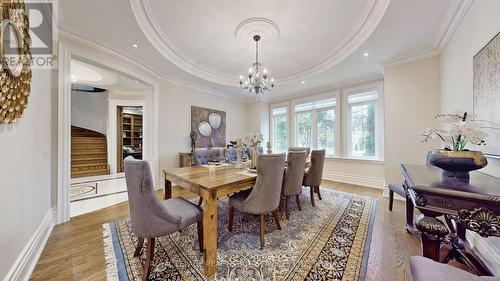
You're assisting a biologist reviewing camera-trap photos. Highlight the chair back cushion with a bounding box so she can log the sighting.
[124,157,180,237]
[224,147,237,162]
[241,153,286,214]
[303,149,326,187]
[193,148,223,165]
[282,151,307,196]
[289,147,311,157]
[246,146,264,160]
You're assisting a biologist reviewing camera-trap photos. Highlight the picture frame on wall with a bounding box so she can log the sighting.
[473,31,500,157]
[191,106,227,148]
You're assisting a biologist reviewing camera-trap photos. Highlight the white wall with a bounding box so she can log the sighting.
[159,81,248,171]
[440,0,500,274]
[246,101,270,144]
[71,90,108,135]
[0,69,56,279]
[383,56,441,184]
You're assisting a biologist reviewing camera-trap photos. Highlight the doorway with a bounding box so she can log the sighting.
[117,106,144,172]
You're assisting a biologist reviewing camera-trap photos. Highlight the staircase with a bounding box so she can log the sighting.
[71,126,110,178]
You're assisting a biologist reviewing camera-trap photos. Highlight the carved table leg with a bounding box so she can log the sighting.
[404,189,418,234]
[415,213,449,262]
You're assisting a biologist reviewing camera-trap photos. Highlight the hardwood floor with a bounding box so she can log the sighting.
[30,181,421,281]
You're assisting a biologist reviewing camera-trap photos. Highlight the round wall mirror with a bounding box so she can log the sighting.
[0,20,24,77]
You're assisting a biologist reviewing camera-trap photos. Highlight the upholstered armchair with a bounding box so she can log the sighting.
[281,151,307,220]
[124,157,203,281]
[193,148,223,165]
[228,153,286,249]
[288,146,311,157]
[302,149,326,207]
[410,256,498,281]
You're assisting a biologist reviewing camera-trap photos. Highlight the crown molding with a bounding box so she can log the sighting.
[380,0,472,69]
[58,25,251,103]
[380,49,440,69]
[130,0,390,86]
[433,0,473,51]
[269,73,383,103]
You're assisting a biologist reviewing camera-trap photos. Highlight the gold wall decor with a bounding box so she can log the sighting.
[0,0,32,124]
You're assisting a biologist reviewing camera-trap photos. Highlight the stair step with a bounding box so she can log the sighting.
[71,158,108,165]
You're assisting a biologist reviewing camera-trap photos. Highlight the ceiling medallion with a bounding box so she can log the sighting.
[0,0,32,124]
[239,35,274,95]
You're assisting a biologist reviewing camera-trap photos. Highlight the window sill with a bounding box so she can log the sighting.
[325,156,384,164]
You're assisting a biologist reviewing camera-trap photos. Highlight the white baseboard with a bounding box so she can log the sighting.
[323,171,385,189]
[4,208,56,281]
[467,232,500,276]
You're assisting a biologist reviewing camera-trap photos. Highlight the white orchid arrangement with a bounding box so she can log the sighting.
[243,133,263,148]
[421,112,489,151]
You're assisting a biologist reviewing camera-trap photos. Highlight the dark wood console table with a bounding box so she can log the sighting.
[401,164,500,276]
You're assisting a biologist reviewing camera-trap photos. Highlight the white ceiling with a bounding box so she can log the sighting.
[71,59,149,93]
[60,0,465,102]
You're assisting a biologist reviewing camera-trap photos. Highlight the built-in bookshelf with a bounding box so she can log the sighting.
[118,110,143,172]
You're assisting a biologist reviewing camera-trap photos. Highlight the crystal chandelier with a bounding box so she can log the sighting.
[239,35,275,95]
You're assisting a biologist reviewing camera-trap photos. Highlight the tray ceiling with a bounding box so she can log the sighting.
[59,0,461,102]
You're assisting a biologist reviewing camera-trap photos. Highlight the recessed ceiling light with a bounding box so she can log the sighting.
[134,80,139,84]
[363,52,369,57]
[131,43,139,48]
[301,81,306,84]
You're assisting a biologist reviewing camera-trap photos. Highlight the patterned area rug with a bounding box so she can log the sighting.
[103,189,376,281]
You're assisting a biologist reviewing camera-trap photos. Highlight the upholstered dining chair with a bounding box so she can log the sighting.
[281,151,307,220]
[288,146,311,157]
[410,256,499,281]
[228,153,286,249]
[246,146,264,160]
[224,147,237,162]
[302,149,326,207]
[124,157,203,281]
[193,148,223,165]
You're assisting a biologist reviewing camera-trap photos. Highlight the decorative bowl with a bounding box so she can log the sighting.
[428,149,488,179]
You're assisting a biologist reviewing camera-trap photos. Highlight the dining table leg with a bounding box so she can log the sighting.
[202,190,218,277]
[164,178,172,200]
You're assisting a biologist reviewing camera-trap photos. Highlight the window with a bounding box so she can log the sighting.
[347,91,378,158]
[271,81,383,161]
[294,98,336,156]
[272,107,288,153]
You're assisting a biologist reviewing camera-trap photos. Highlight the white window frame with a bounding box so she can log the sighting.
[342,82,384,160]
[291,91,340,157]
[270,101,290,153]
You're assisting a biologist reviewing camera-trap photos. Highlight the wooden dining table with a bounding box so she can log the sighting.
[163,164,257,277]
[163,160,311,277]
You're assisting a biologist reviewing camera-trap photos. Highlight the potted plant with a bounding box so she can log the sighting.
[421,112,488,179]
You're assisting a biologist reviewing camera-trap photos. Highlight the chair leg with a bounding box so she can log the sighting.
[310,186,316,207]
[389,190,394,211]
[259,214,265,250]
[285,196,290,220]
[143,238,155,281]
[197,221,204,252]
[272,210,282,230]
[316,186,322,200]
[228,206,234,232]
[295,194,302,211]
[134,237,144,257]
